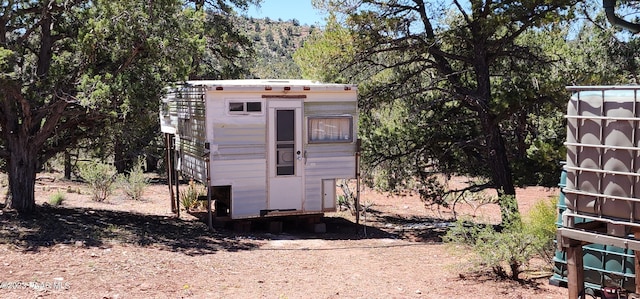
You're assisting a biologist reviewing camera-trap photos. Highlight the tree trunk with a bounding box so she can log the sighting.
[114,143,126,174]
[64,150,72,180]
[481,114,519,224]
[114,137,132,174]
[510,261,521,280]
[145,154,158,173]
[483,120,516,195]
[5,138,38,213]
[472,46,519,225]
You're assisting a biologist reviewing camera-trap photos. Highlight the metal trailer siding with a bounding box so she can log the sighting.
[211,159,267,218]
[302,101,358,212]
[205,87,357,218]
[304,101,358,157]
[207,93,267,161]
[303,156,357,211]
[205,91,268,218]
[161,80,358,219]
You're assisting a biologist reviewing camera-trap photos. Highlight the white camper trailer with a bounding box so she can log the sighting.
[160,80,358,219]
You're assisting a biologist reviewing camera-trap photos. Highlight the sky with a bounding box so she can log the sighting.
[246,0,327,26]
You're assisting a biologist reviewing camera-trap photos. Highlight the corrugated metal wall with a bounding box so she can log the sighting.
[175,86,208,182]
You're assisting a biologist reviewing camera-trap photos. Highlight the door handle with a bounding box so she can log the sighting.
[296,150,302,161]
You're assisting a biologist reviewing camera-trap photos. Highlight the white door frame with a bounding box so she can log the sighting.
[267,100,304,211]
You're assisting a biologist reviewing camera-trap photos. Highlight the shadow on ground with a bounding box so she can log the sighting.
[362,207,454,242]
[189,209,451,243]
[0,203,450,255]
[0,204,257,255]
[188,210,400,240]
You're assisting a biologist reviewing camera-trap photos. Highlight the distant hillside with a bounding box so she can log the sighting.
[235,15,320,79]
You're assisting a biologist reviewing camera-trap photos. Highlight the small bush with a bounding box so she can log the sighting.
[443,196,559,280]
[117,160,148,200]
[337,195,349,210]
[79,161,116,202]
[444,217,536,280]
[523,196,558,265]
[181,180,205,211]
[49,191,65,206]
[66,186,81,194]
[338,180,356,214]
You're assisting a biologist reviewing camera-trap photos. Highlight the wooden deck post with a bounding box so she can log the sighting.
[354,139,361,235]
[567,244,584,299]
[165,133,176,213]
[635,230,640,294]
[205,143,213,231]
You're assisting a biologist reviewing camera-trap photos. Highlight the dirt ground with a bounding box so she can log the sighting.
[0,174,568,299]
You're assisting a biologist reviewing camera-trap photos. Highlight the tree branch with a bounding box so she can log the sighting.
[33,99,69,148]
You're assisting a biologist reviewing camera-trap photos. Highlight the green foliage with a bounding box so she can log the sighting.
[302,1,583,224]
[181,180,205,211]
[79,161,117,202]
[0,0,207,212]
[561,12,640,85]
[337,180,356,214]
[499,195,521,226]
[523,196,559,264]
[48,191,66,206]
[444,218,536,280]
[194,10,255,79]
[117,160,148,201]
[358,96,487,208]
[294,14,357,82]
[444,196,559,280]
[234,16,310,79]
[77,0,205,174]
[0,47,14,75]
[337,195,349,210]
[1,0,266,212]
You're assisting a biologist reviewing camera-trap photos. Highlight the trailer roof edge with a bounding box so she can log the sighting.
[566,85,640,91]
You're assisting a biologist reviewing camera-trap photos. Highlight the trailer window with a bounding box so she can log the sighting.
[229,102,244,112]
[228,101,263,114]
[247,102,262,112]
[308,116,353,143]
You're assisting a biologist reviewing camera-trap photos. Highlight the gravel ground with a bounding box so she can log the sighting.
[0,174,567,298]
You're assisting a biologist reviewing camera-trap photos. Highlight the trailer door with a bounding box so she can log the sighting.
[267,100,303,211]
